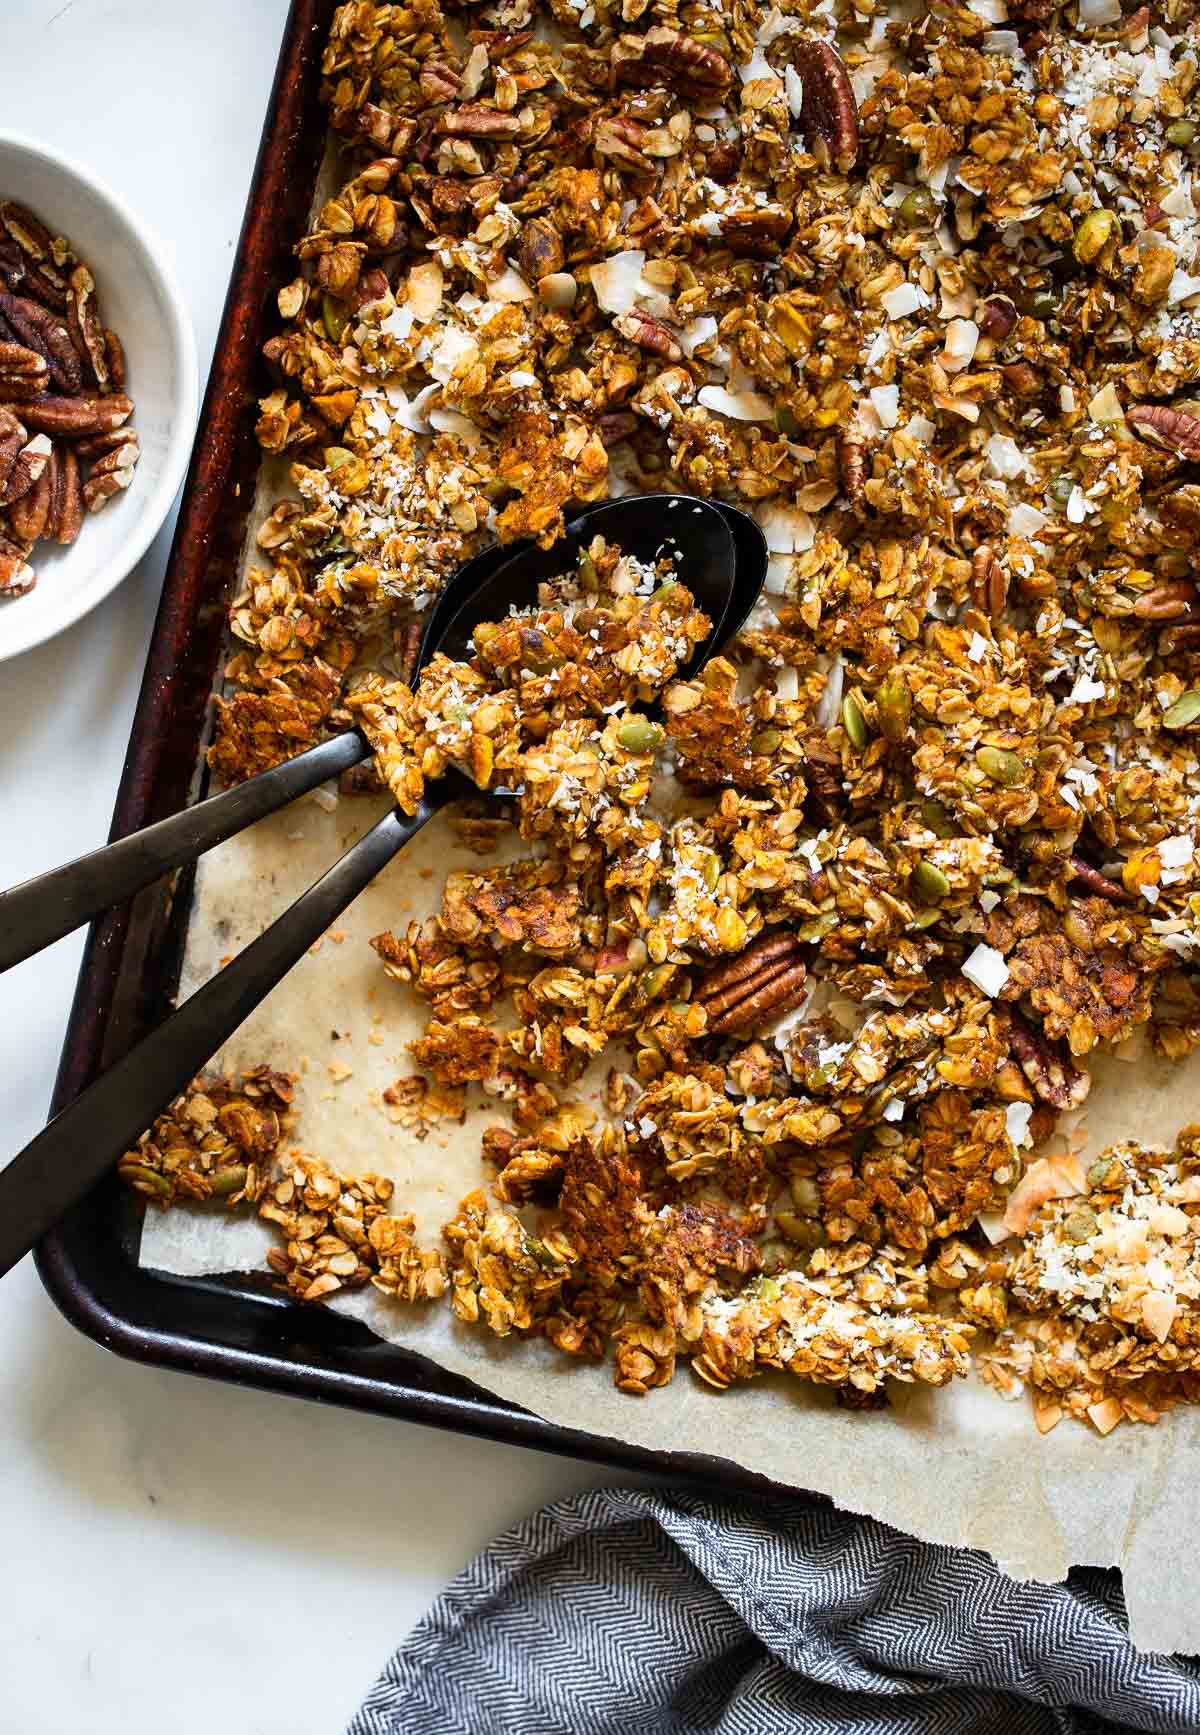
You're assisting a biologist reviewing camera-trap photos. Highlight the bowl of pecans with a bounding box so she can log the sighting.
[0,133,199,661]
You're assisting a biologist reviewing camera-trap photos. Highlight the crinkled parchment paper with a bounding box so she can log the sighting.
[140,787,1200,1652]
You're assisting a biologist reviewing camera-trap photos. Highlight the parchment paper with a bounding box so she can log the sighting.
[140,783,1200,1653]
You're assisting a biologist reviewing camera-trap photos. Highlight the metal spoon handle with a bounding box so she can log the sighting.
[0,786,451,1281]
[0,730,369,973]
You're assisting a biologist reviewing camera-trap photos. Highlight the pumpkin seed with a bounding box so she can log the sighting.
[876,674,911,743]
[1073,208,1117,265]
[898,187,938,229]
[797,911,839,942]
[1063,1205,1098,1243]
[1163,690,1200,729]
[912,861,951,905]
[209,1164,249,1199]
[617,719,664,753]
[751,728,782,754]
[321,293,349,344]
[976,745,1025,787]
[118,1162,172,1201]
[841,694,869,750]
[917,799,956,839]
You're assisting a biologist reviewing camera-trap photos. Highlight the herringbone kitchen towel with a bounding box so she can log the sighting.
[349,1484,1200,1734]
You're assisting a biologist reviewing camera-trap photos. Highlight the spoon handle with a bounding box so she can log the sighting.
[0,784,453,1281]
[0,730,369,973]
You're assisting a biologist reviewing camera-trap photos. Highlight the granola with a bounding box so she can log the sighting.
[124,0,1200,1434]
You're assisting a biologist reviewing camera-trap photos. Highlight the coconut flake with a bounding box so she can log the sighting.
[679,315,718,356]
[1006,1101,1033,1148]
[869,384,900,428]
[429,324,479,384]
[427,407,482,446]
[784,65,804,119]
[697,384,775,422]
[940,318,979,373]
[590,250,646,314]
[815,653,844,729]
[407,260,444,322]
[1078,0,1121,22]
[961,942,1009,997]
[881,282,930,320]
[775,667,800,701]
[1008,502,1050,537]
[490,264,533,303]
[985,432,1031,480]
[759,501,816,553]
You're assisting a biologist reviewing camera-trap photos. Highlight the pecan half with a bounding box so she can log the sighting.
[613,309,683,361]
[20,393,133,438]
[0,291,81,394]
[838,432,867,501]
[1128,403,1200,461]
[979,296,1017,341]
[1006,1009,1090,1109]
[0,340,48,402]
[104,328,126,391]
[82,442,139,513]
[1133,579,1198,621]
[438,106,521,138]
[613,28,733,98]
[73,425,140,463]
[791,40,859,174]
[419,61,461,104]
[0,533,35,596]
[594,117,656,176]
[694,933,808,1034]
[49,443,83,545]
[971,544,1008,616]
[7,443,54,542]
[517,217,564,283]
[0,432,51,507]
[0,201,69,310]
[1068,856,1131,903]
[596,410,639,447]
[1001,361,1041,398]
[0,408,24,494]
[66,264,110,390]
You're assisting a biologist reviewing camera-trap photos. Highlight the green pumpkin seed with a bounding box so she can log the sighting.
[876,674,911,743]
[897,187,938,230]
[917,798,956,838]
[775,405,801,438]
[321,293,349,344]
[976,745,1025,787]
[1163,690,1200,729]
[641,964,676,999]
[1048,474,1075,507]
[841,694,869,750]
[702,854,721,891]
[1029,291,1059,321]
[118,1162,172,1201]
[912,861,951,905]
[751,728,783,754]
[1087,1158,1116,1189]
[912,906,942,929]
[209,1165,248,1199]
[617,719,665,753]
[1073,208,1117,265]
[797,911,839,943]
[325,446,355,470]
[1063,1205,1098,1243]
[1167,120,1197,147]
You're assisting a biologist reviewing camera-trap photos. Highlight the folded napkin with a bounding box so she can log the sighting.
[349,1484,1200,1734]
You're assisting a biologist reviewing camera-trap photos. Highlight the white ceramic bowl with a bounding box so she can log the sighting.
[0,134,199,661]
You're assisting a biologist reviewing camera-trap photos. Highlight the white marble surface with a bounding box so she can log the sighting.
[0,5,613,1728]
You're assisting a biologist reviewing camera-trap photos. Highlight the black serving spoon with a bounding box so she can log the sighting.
[0,496,763,973]
[0,493,764,1279]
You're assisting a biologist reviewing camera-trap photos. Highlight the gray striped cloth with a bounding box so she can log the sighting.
[349,1485,1200,1733]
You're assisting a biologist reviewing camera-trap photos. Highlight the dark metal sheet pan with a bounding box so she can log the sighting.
[33,0,784,1494]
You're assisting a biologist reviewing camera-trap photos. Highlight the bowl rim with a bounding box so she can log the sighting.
[0,130,201,664]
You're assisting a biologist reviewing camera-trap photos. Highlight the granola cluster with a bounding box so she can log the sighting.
[129,0,1200,1432]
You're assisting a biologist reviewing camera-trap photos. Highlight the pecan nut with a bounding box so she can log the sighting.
[104,328,126,392]
[0,291,81,394]
[594,117,656,176]
[51,443,84,545]
[73,425,140,463]
[0,533,35,597]
[596,410,639,447]
[0,340,48,402]
[791,40,859,174]
[438,106,521,138]
[0,432,51,507]
[613,309,683,361]
[693,933,808,1034]
[613,28,733,98]
[1006,1010,1090,1109]
[66,264,110,390]
[1133,579,1198,621]
[82,442,139,513]
[971,544,1008,616]
[838,431,867,501]
[19,393,133,438]
[7,438,56,542]
[517,217,564,284]
[0,201,70,310]
[0,407,25,494]
[1068,856,1131,903]
[1128,403,1200,461]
